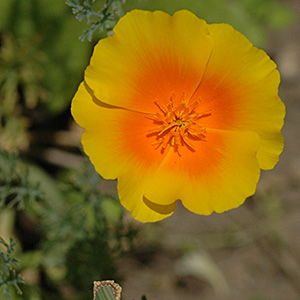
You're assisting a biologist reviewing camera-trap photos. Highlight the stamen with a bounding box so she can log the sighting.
[145,92,212,156]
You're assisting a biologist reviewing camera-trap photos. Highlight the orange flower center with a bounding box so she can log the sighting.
[145,93,212,156]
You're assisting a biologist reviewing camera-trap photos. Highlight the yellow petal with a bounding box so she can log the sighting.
[71,82,165,179]
[191,23,285,170]
[72,83,176,222]
[85,9,213,112]
[117,169,176,222]
[144,129,261,215]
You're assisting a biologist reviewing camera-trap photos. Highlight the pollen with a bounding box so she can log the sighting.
[145,92,212,156]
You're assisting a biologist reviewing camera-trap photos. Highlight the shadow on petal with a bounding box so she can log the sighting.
[143,196,177,215]
[84,81,124,110]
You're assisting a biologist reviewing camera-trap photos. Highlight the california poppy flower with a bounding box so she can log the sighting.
[71,10,285,222]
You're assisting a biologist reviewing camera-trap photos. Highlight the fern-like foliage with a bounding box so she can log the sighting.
[0,238,24,300]
[66,0,125,41]
[0,151,44,210]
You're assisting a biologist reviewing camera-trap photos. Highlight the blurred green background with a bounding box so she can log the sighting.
[0,1,299,300]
